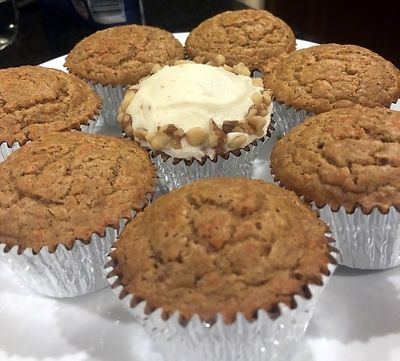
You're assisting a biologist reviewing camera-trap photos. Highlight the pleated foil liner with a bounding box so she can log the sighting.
[153,125,275,192]
[0,116,100,163]
[273,101,313,137]
[0,141,21,162]
[0,188,154,298]
[90,82,126,127]
[316,204,400,269]
[105,249,337,361]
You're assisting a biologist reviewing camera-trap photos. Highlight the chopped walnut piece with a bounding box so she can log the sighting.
[247,115,266,136]
[149,132,170,151]
[252,78,264,87]
[222,120,240,134]
[227,134,248,149]
[186,127,208,146]
[133,128,148,140]
[120,89,136,113]
[232,63,251,76]
[251,92,263,104]
[262,90,272,106]
[208,120,226,151]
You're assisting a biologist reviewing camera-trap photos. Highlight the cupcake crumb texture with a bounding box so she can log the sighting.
[0,66,101,146]
[185,9,296,71]
[271,106,400,213]
[263,44,400,113]
[0,132,155,253]
[112,178,332,323]
[65,25,185,86]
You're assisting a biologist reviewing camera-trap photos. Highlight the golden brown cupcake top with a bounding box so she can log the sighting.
[65,25,185,86]
[185,9,296,71]
[0,66,101,146]
[263,44,400,113]
[0,132,155,253]
[270,106,400,213]
[111,177,332,324]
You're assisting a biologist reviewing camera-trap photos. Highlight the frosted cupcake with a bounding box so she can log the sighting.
[271,106,400,269]
[118,58,274,190]
[0,132,155,297]
[0,65,101,161]
[106,177,337,361]
[263,44,400,136]
[65,25,184,126]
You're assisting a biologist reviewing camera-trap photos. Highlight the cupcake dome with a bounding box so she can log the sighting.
[270,106,400,213]
[110,177,333,323]
[0,131,155,253]
[186,9,296,71]
[65,24,185,87]
[263,43,400,114]
[0,66,101,146]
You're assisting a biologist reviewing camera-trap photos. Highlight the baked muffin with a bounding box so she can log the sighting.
[65,25,185,125]
[0,131,155,297]
[0,65,101,160]
[118,58,274,190]
[185,9,296,72]
[270,106,400,269]
[106,177,336,361]
[263,43,400,135]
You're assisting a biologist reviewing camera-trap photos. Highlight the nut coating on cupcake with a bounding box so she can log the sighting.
[0,132,155,253]
[65,25,185,87]
[118,60,273,160]
[185,9,296,71]
[271,106,400,213]
[110,177,333,323]
[0,66,101,146]
[263,44,400,113]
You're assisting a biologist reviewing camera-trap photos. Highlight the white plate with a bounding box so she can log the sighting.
[1,32,400,361]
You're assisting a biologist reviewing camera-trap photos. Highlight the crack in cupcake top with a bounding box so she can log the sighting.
[0,66,101,146]
[270,106,400,213]
[185,9,296,71]
[118,60,273,161]
[263,44,400,113]
[0,132,155,253]
[65,25,185,86]
[112,177,332,323]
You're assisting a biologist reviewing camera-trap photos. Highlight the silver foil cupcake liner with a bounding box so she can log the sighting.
[105,249,337,361]
[316,204,400,269]
[0,141,21,162]
[0,190,153,298]
[153,121,276,192]
[0,116,100,163]
[90,82,126,127]
[273,101,313,137]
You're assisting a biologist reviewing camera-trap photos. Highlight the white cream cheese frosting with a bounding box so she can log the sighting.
[120,62,273,160]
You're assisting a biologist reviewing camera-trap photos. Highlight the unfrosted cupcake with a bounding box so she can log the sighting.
[118,59,274,190]
[0,131,155,297]
[106,177,336,361]
[0,65,101,161]
[185,9,296,72]
[263,44,400,135]
[65,25,184,126]
[270,106,400,269]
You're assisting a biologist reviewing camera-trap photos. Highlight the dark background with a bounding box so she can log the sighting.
[0,0,399,69]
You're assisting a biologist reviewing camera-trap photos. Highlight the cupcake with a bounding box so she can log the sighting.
[118,58,274,191]
[270,106,400,269]
[0,131,155,297]
[263,44,400,135]
[0,65,101,161]
[185,9,296,72]
[65,25,185,126]
[106,177,336,361]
